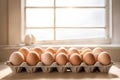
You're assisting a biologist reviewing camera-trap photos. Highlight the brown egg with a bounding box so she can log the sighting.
[79,50,82,54]
[79,54,83,62]
[69,53,82,66]
[80,48,92,56]
[45,47,56,54]
[83,52,96,65]
[92,47,104,61]
[93,53,100,61]
[26,51,40,66]
[31,34,36,44]
[9,51,25,66]
[98,52,111,65]
[31,47,43,61]
[41,52,54,66]
[19,47,30,60]
[56,53,68,65]
[92,47,103,54]
[68,47,79,56]
[56,47,68,54]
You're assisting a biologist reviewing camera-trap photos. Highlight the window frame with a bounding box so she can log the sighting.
[23,0,112,44]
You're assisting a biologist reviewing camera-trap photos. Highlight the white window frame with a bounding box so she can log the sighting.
[23,0,112,45]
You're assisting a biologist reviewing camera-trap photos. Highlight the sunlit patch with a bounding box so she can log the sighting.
[109,66,120,77]
[0,67,12,79]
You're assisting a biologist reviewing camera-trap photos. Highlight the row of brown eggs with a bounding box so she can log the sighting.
[9,47,111,66]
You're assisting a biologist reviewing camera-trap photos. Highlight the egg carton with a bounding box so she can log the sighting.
[5,61,113,73]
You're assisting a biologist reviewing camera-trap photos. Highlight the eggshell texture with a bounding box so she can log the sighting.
[19,47,30,60]
[92,47,104,61]
[9,51,24,66]
[69,53,82,66]
[24,34,32,45]
[98,52,111,65]
[68,47,80,56]
[56,53,68,65]
[79,50,82,54]
[32,47,43,61]
[41,52,54,66]
[94,53,100,61]
[92,47,103,54]
[56,47,68,54]
[83,52,96,65]
[80,48,92,56]
[26,51,40,66]
[31,34,36,44]
[45,47,56,54]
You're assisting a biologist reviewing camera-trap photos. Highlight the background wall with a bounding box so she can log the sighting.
[0,0,120,45]
[0,0,8,45]
[112,0,120,44]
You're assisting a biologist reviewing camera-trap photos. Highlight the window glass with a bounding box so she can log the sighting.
[25,0,108,41]
[26,9,54,27]
[56,28,105,40]
[56,8,105,27]
[56,0,105,7]
[26,0,54,7]
[26,29,54,40]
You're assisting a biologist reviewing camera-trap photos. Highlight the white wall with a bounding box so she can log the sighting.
[0,0,120,45]
[112,0,120,44]
[8,0,22,45]
[0,0,8,45]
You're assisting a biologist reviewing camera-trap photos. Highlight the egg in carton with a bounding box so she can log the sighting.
[37,61,112,73]
[59,61,113,73]
[27,62,68,73]
[38,62,69,73]
[5,61,73,73]
[93,61,113,72]
[5,61,66,73]
[65,62,82,73]
[6,46,112,72]
[25,62,43,73]
[40,62,57,73]
[67,62,113,73]
[5,61,26,73]
[54,62,68,73]
[5,61,40,73]
[82,62,113,73]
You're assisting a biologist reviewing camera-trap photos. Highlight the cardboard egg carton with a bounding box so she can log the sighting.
[5,61,112,73]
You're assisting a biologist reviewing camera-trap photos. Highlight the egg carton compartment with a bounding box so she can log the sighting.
[65,62,83,73]
[5,61,113,73]
[93,62,112,72]
[64,62,113,73]
[79,62,112,73]
[5,62,26,73]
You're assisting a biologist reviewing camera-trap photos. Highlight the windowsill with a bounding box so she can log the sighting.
[0,44,120,50]
[0,38,119,49]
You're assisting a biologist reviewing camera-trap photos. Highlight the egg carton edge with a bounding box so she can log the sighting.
[5,61,113,73]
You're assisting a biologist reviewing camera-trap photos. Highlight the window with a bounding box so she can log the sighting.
[24,0,111,43]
